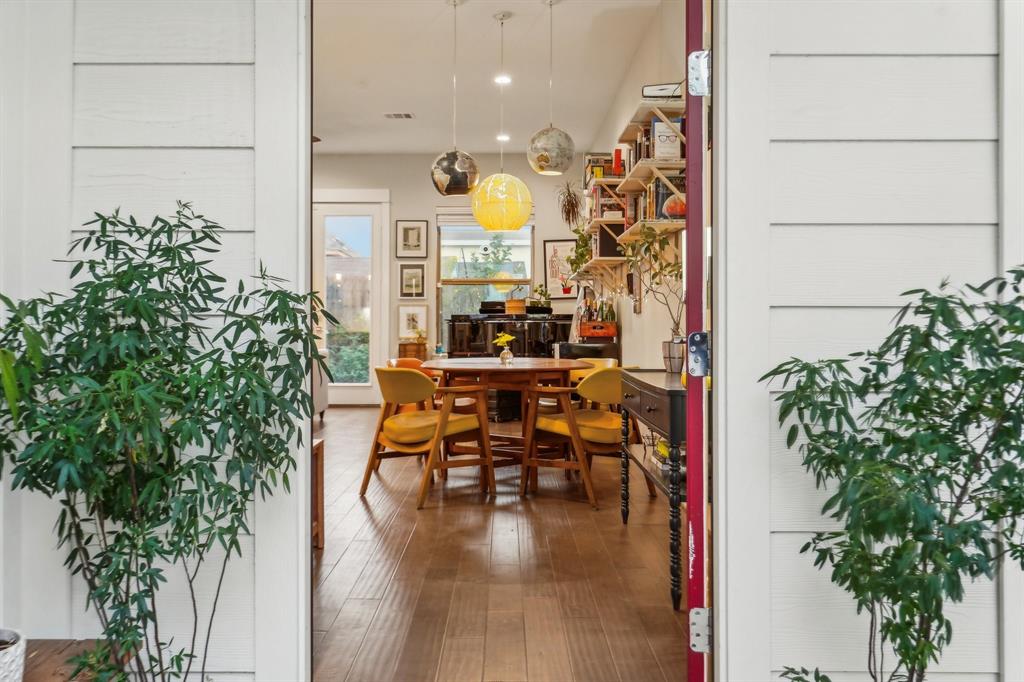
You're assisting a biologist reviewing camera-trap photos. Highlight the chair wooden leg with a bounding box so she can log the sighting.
[559,393,598,509]
[519,394,537,497]
[477,393,497,495]
[418,395,454,509]
[360,404,391,496]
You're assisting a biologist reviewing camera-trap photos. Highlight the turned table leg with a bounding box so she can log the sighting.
[620,409,630,524]
[668,442,682,611]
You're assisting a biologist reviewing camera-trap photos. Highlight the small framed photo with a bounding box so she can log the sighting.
[395,220,428,259]
[399,263,426,299]
[398,305,428,338]
[543,239,577,299]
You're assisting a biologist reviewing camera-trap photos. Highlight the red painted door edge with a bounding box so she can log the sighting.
[684,0,707,678]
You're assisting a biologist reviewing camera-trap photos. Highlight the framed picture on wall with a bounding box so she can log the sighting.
[398,305,428,338]
[543,239,577,299]
[399,263,426,299]
[395,219,428,259]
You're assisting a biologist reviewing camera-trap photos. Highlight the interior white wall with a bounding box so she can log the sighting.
[313,152,677,369]
[0,2,308,679]
[591,0,685,152]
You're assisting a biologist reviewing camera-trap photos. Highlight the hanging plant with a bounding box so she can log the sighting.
[0,203,333,680]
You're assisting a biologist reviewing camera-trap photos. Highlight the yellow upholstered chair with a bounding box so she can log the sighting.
[520,367,626,508]
[361,367,496,509]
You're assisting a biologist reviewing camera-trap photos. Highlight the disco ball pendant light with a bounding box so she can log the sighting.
[430,0,480,196]
[474,12,532,231]
[527,0,575,176]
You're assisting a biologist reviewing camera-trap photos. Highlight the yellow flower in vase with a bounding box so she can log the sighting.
[493,332,516,366]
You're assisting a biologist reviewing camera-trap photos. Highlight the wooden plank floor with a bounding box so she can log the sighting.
[313,407,687,682]
[23,640,96,681]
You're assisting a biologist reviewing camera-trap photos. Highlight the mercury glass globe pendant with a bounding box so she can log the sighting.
[527,0,575,176]
[474,13,532,231]
[430,0,480,196]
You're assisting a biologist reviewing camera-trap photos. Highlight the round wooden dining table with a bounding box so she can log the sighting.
[421,357,593,466]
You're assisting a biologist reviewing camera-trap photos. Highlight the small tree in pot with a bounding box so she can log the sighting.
[0,204,332,680]
[763,269,1024,682]
[621,224,684,371]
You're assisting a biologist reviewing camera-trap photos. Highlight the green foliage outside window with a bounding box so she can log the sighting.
[0,204,330,681]
[764,269,1024,682]
[326,327,370,384]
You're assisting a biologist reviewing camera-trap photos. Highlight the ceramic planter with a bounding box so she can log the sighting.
[0,629,24,682]
[662,338,685,374]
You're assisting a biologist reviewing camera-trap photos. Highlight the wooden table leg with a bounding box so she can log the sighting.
[312,438,324,550]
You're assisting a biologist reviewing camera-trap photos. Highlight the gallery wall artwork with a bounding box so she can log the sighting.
[543,239,576,299]
[395,219,428,258]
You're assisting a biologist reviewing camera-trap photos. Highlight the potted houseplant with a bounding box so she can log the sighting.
[0,203,332,681]
[620,224,685,372]
[556,181,591,282]
[763,269,1024,682]
[527,283,552,314]
[0,630,24,682]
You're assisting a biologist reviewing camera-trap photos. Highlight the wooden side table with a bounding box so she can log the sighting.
[312,438,324,550]
[398,341,427,361]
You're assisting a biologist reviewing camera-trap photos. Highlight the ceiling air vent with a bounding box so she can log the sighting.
[384,113,414,119]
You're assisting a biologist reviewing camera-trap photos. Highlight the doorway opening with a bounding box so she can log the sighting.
[309,1,711,680]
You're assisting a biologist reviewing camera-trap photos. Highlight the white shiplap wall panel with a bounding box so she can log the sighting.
[769,56,998,140]
[770,141,999,224]
[74,0,254,64]
[767,0,998,55]
[68,231,255,288]
[770,534,999,673]
[768,224,999,306]
[719,0,1013,678]
[73,65,254,148]
[72,148,255,231]
[768,307,899,366]
[71,538,256,672]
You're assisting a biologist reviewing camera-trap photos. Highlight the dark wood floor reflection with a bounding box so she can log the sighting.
[313,407,686,682]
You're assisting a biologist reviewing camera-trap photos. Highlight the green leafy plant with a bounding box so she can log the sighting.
[0,203,332,681]
[566,224,592,277]
[620,224,684,337]
[763,269,1024,682]
[529,283,552,306]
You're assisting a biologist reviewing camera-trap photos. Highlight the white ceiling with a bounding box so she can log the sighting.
[313,0,662,154]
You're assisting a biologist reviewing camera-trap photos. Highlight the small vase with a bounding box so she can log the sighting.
[0,629,25,682]
[499,347,514,366]
[662,337,685,374]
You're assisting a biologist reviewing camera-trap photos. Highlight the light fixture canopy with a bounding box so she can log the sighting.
[528,0,575,175]
[496,133,510,142]
[472,173,533,232]
[493,73,512,85]
[430,0,480,196]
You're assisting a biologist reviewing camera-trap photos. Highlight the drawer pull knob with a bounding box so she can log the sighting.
[645,405,657,413]
[623,393,635,399]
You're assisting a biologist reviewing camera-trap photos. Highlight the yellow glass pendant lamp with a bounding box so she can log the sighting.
[472,173,532,232]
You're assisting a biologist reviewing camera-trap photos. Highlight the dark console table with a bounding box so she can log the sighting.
[620,369,686,610]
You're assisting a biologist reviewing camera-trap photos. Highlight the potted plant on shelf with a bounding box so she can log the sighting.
[620,223,685,372]
[556,181,591,282]
[763,269,1024,682]
[493,332,517,366]
[527,283,552,314]
[0,203,332,681]
[0,629,24,682]
[566,224,593,280]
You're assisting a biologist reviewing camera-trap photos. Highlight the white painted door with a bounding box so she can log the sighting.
[313,203,386,405]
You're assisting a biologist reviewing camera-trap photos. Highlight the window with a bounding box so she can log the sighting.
[323,214,372,384]
[436,219,533,350]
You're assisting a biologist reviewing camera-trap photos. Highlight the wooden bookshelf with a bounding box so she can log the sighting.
[616,158,687,194]
[617,219,686,244]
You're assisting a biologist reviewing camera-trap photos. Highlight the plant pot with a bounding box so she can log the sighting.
[499,347,514,366]
[562,286,573,295]
[662,338,685,374]
[0,629,25,682]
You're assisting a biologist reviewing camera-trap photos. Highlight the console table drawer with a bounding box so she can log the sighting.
[621,382,643,415]
[640,391,672,436]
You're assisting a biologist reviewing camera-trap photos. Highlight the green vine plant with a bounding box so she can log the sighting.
[762,269,1024,682]
[0,203,333,681]
[620,225,684,338]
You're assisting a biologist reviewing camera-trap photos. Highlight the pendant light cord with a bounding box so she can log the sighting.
[451,1,458,149]
[499,16,505,172]
[548,1,553,127]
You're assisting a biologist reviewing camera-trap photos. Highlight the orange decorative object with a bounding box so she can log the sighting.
[579,321,618,338]
[662,194,687,218]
